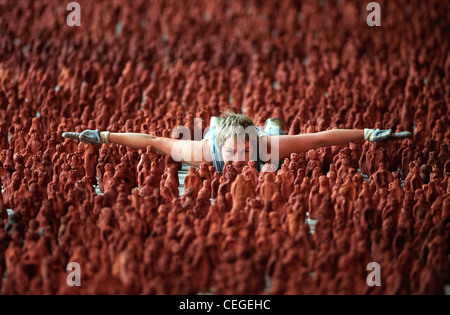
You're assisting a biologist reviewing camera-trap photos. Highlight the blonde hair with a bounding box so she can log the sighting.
[216,109,257,149]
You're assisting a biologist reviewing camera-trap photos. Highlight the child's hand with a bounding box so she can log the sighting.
[61,131,81,141]
[364,129,412,143]
[389,131,412,140]
[62,130,110,144]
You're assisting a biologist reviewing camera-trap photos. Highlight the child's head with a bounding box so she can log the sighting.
[216,110,258,172]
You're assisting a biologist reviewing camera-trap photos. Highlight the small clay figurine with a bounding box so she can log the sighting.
[198,163,211,181]
[260,173,280,202]
[370,162,394,190]
[230,174,255,211]
[184,166,203,198]
[164,165,179,199]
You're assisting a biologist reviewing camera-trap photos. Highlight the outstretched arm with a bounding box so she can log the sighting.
[270,128,410,161]
[110,133,213,167]
[109,133,212,166]
[63,131,213,167]
[109,133,173,152]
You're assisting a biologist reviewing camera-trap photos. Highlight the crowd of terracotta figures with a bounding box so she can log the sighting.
[0,0,448,294]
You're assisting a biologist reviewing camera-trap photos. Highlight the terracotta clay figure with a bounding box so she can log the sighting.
[102,163,115,192]
[430,164,442,182]
[210,172,221,199]
[306,149,321,177]
[400,139,416,179]
[223,161,238,180]
[279,165,295,200]
[260,173,280,203]
[348,143,362,169]
[413,121,427,149]
[405,165,424,193]
[319,146,333,173]
[197,179,211,200]
[218,173,234,197]
[388,178,404,205]
[230,174,255,211]
[427,151,442,171]
[83,144,98,185]
[422,137,436,162]
[243,160,259,188]
[366,143,388,176]
[137,159,151,188]
[337,155,354,180]
[198,163,211,182]
[358,141,371,175]
[370,162,394,190]
[164,165,179,199]
[184,166,203,198]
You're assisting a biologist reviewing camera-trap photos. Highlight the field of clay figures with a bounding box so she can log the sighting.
[0,0,448,294]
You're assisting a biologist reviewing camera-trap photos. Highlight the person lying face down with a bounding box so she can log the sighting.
[217,131,254,173]
[202,111,283,173]
[62,109,412,173]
